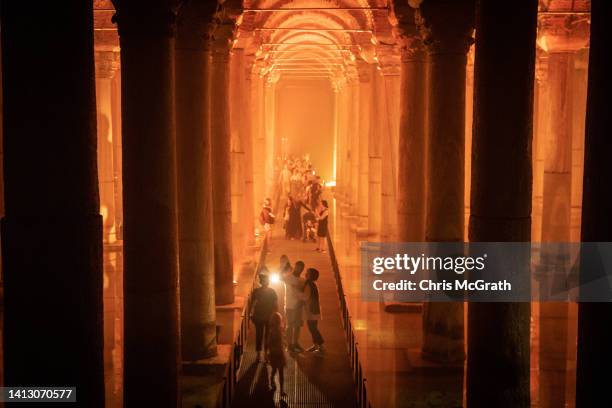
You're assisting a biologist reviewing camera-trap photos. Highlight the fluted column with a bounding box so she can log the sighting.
[396,35,427,242]
[416,0,474,363]
[576,2,612,407]
[210,18,235,305]
[467,1,538,407]
[175,0,217,360]
[112,1,181,404]
[1,2,104,405]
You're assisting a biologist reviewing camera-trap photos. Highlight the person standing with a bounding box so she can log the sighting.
[267,312,287,398]
[302,268,324,352]
[259,198,275,251]
[281,261,305,352]
[250,270,278,362]
[315,200,329,253]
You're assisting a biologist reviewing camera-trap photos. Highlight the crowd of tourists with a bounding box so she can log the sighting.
[250,155,329,399]
[258,155,329,253]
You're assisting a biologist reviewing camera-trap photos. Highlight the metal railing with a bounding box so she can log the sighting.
[218,239,268,408]
[327,235,372,408]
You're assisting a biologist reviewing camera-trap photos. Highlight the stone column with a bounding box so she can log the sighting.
[230,50,246,259]
[416,0,474,363]
[467,1,537,407]
[536,14,589,405]
[380,68,400,241]
[110,69,124,240]
[210,18,235,305]
[396,35,427,242]
[251,73,266,221]
[368,71,384,238]
[576,2,612,407]
[538,51,572,408]
[532,51,550,243]
[95,51,121,243]
[357,62,372,231]
[175,0,217,360]
[348,81,360,213]
[112,1,181,405]
[242,59,256,248]
[1,2,104,405]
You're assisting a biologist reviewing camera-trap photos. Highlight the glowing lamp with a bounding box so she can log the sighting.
[270,273,281,284]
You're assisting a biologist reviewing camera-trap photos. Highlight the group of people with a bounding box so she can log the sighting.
[279,156,330,253]
[249,255,324,398]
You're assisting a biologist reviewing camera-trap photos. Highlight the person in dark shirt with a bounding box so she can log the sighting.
[250,269,278,362]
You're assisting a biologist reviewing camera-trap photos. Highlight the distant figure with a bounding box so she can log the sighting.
[302,268,324,353]
[279,164,292,198]
[259,198,275,251]
[250,270,278,362]
[315,200,329,253]
[281,261,306,352]
[308,176,323,209]
[267,312,287,398]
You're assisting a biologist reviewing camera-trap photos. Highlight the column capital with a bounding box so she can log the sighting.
[111,0,179,38]
[535,48,549,84]
[537,13,590,53]
[176,0,217,51]
[356,60,373,83]
[414,0,475,56]
[208,3,241,56]
[390,0,425,62]
[95,50,121,79]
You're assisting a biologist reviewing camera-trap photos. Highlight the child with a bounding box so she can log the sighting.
[267,312,287,398]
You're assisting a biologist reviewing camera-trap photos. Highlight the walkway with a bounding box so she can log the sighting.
[231,233,357,408]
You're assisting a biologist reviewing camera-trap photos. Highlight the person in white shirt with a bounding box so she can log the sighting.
[281,260,305,352]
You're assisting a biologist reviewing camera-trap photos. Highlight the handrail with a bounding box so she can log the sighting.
[218,238,268,408]
[327,234,372,408]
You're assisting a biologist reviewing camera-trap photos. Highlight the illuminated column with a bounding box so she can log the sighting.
[576,2,612,407]
[111,69,124,240]
[95,51,121,243]
[1,2,104,405]
[357,61,372,230]
[210,18,235,305]
[348,80,360,213]
[380,66,400,241]
[537,14,589,405]
[175,0,217,360]
[368,70,384,237]
[230,50,246,259]
[532,51,550,243]
[416,0,474,363]
[467,1,537,407]
[263,79,278,201]
[464,46,474,240]
[396,32,427,242]
[242,57,256,247]
[113,1,181,404]
[251,72,266,219]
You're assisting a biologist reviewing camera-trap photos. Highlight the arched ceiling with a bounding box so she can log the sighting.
[234,0,399,87]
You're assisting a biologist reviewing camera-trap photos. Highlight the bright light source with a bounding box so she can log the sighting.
[270,273,280,284]
[325,180,336,187]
